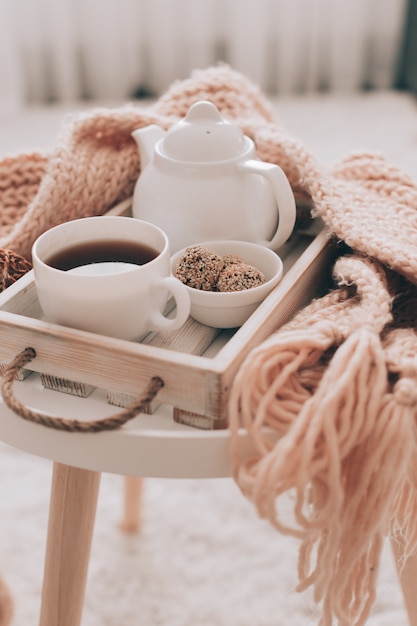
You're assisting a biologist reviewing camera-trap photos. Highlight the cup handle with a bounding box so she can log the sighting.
[149,276,190,332]
[236,159,296,249]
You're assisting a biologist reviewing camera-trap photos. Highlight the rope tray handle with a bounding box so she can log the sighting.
[1,347,164,433]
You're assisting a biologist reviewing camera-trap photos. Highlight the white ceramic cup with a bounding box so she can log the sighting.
[32,216,190,340]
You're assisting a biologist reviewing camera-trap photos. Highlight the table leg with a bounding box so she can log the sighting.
[391,534,417,626]
[39,462,101,626]
[120,476,144,533]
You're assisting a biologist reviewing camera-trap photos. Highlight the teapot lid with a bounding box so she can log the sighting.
[161,101,249,162]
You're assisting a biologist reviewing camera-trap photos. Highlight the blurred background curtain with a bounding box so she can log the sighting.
[397,0,417,91]
[0,0,409,111]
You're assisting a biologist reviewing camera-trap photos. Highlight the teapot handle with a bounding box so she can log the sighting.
[236,160,296,249]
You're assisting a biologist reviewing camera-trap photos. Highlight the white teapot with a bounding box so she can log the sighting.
[131,101,296,253]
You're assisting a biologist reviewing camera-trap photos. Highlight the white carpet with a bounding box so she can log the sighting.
[0,440,408,625]
[1,91,417,625]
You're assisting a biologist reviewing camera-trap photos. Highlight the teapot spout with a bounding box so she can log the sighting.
[132,125,165,170]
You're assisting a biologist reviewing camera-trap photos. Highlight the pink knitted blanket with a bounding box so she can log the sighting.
[1,65,417,626]
[2,64,417,279]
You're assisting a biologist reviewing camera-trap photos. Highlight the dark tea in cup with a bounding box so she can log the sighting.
[46,240,159,271]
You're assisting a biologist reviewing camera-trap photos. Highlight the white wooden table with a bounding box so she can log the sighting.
[0,372,264,625]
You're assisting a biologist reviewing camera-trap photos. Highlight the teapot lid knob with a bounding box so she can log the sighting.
[161,100,249,162]
[184,101,223,123]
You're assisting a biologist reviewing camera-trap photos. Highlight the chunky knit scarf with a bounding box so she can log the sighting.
[229,256,417,626]
[1,65,417,626]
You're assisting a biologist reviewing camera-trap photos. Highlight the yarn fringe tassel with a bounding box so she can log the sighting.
[229,256,417,625]
[384,328,417,566]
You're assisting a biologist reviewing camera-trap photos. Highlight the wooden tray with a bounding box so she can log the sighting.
[0,200,338,428]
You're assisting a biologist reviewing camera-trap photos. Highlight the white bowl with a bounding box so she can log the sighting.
[171,240,283,328]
